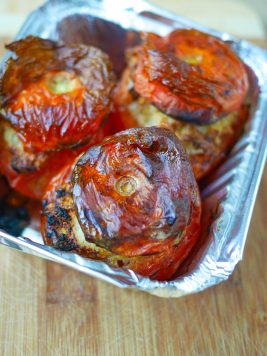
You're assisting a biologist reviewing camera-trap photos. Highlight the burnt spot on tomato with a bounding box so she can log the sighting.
[46,213,60,227]
[56,188,66,198]
[53,232,77,251]
[56,207,71,221]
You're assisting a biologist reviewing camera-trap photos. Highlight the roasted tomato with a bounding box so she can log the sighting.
[41,127,201,281]
[0,118,112,199]
[114,38,250,180]
[131,29,248,124]
[0,36,115,152]
[0,36,115,199]
[111,98,249,180]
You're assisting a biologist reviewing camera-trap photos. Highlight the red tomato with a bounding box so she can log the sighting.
[132,29,248,124]
[1,36,115,152]
[42,127,201,280]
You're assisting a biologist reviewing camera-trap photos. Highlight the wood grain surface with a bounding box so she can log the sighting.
[0,38,266,356]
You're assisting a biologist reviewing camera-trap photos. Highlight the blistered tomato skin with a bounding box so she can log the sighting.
[72,127,201,257]
[0,121,83,199]
[112,96,249,181]
[0,36,116,152]
[0,36,116,199]
[132,30,249,124]
[0,116,111,199]
[42,127,201,280]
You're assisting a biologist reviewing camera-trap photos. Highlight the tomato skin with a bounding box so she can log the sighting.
[0,36,116,199]
[0,36,115,152]
[42,127,201,281]
[113,29,250,180]
[110,100,249,181]
[132,30,248,124]
[0,120,109,200]
[0,136,82,200]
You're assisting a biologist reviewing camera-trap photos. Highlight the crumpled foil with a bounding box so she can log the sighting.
[0,0,266,298]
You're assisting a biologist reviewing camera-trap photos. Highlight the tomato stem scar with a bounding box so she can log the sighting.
[46,71,81,94]
[115,175,138,196]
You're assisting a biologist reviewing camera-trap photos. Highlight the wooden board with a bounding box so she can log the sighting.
[0,38,266,356]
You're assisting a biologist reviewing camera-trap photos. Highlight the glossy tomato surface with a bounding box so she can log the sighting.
[132,30,248,124]
[0,118,111,199]
[0,36,115,152]
[42,127,201,280]
[111,98,249,180]
[0,36,116,199]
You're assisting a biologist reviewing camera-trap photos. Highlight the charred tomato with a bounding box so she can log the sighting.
[0,36,115,199]
[0,36,116,152]
[132,29,248,124]
[42,127,201,280]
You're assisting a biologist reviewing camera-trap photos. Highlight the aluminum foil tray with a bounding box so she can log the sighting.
[0,0,267,298]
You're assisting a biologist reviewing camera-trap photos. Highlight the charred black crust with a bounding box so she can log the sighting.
[56,188,66,197]
[56,207,71,221]
[43,211,77,251]
[46,213,60,226]
[42,180,78,252]
[53,232,77,251]
[45,226,77,251]
[44,206,71,225]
